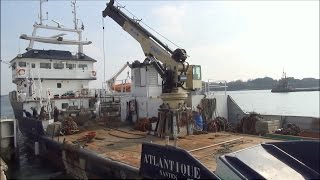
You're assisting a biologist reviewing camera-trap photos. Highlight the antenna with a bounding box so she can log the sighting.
[71,0,79,30]
[39,0,49,25]
[51,20,64,28]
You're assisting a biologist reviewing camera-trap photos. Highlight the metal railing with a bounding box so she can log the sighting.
[203,79,228,95]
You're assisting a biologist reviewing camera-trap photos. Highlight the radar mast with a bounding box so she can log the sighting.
[71,0,79,30]
[39,0,48,25]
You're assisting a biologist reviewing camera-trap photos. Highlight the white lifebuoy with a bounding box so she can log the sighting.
[17,69,25,75]
[92,71,96,77]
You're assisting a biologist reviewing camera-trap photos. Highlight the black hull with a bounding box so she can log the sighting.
[8,91,140,179]
[9,91,44,138]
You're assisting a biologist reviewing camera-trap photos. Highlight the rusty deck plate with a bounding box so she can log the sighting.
[54,126,281,171]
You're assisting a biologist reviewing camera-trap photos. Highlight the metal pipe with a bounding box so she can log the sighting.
[33,24,82,33]
[35,142,40,155]
[14,118,17,148]
[188,137,243,153]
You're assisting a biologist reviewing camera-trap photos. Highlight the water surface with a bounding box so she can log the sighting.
[226,90,319,117]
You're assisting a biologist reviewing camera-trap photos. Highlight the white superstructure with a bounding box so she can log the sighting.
[9,0,98,115]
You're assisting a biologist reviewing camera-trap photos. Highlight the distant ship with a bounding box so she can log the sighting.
[271,71,320,93]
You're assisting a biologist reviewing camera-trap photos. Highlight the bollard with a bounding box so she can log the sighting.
[34,142,39,155]
[165,136,169,145]
[173,135,178,147]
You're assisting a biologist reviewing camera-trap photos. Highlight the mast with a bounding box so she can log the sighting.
[39,0,48,25]
[27,0,48,50]
[71,0,78,30]
[24,0,88,53]
[71,0,83,54]
[39,0,42,24]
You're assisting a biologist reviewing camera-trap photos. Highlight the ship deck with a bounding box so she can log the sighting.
[53,125,281,172]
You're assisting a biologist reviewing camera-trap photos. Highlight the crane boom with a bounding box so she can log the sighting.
[102,1,175,58]
[102,0,191,94]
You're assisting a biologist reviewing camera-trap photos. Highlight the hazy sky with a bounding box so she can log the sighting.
[1,0,319,95]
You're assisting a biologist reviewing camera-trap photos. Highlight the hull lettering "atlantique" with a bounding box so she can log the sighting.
[143,154,201,179]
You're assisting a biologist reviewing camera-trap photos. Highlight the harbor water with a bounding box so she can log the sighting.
[1,89,319,178]
[226,89,319,117]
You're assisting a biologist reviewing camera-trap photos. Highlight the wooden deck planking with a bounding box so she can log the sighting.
[53,126,281,171]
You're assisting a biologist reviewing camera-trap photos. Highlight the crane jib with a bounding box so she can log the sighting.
[102,1,174,55]
[101,0,203,94]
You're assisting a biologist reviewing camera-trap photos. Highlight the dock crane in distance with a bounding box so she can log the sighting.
[102,0,202,137]
[106,61,131,93]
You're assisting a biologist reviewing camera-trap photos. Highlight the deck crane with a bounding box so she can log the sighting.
[103,0,202,137]
[102,0,202,105]
[106,61,130,92]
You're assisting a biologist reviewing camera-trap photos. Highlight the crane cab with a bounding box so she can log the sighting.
[186,65,202,90]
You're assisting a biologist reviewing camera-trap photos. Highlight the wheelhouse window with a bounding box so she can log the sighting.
[53,63,64,69]
[18,62,26,67]
[78,64,88,70]
[66,63,76,70]
[31,63,36,68]
[57,83,62,88]
[40,63,51,69]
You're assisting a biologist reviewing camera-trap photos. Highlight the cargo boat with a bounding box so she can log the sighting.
[271,71,320,93]
[7,1,320,179]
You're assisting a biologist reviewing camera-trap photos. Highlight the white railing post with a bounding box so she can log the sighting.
[37,69,43,108]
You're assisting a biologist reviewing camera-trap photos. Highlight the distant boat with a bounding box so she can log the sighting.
[271,71,320,93]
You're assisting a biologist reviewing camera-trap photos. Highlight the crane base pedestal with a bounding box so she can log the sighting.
[157,106,193,140]
[160,92,188,109]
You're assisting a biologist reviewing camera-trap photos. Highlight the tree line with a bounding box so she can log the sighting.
[204,77,320,91]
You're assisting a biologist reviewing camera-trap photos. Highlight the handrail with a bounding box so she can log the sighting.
[204,79,228,95]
